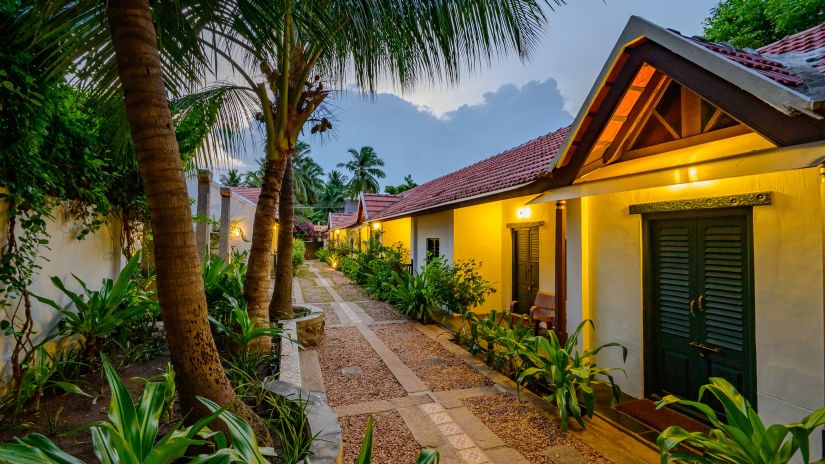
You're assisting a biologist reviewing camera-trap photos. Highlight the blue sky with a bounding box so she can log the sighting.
[231,0,719,187]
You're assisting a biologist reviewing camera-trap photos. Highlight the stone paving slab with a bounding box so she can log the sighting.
[447,407,505,450]
[355,324,429,394]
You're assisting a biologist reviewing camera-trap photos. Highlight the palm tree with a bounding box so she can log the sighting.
[219,169,243,187]
[229,1,560,328]
[320,170,349,210]
[23,0,277,439]
[242,159,266,188]
[292,141,325,205]
[339,146,386,197]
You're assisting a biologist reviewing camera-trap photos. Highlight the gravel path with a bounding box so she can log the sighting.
[372,323,494,391]
[338,411,422,464]
[319,269,350,285]
[463,394,611,464]
[315,327,406,406]
[301,285,335,303]
[313,303,341,326]
[297,276,318,288]
[335,284,368,301]
[357,300,405,321]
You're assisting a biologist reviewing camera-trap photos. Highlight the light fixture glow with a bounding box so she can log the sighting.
[231,227,241,238]
[332,261,338,268]
[372,222,381,230]
[516,206,532,219]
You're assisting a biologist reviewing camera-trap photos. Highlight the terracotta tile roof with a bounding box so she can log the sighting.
[329,212,356,230]
[759,23,825,54]
[689,37,804,87]
[362,193,402,218]
[374,127,568,220]
[229,187,278,217]
[231,187,261,204]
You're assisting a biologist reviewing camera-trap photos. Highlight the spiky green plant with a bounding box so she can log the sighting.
[657,377,825,464]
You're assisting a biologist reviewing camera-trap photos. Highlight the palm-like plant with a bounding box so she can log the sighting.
[321,170,349,210]
[339,146,386,197]
[657,378,825,464]
[219,169,243,187]
[292,141,325,205]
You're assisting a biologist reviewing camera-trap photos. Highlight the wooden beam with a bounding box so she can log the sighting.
[555,200,568,343]
[681,86,702,137]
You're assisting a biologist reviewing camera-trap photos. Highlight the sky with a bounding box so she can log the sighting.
[227,0,719,188]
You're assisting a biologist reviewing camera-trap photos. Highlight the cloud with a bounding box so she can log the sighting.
[307,78,572,186]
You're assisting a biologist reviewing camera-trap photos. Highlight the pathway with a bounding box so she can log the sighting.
[295,260,658,464]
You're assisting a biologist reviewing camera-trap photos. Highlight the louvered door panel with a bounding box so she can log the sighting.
[655,226,691,338]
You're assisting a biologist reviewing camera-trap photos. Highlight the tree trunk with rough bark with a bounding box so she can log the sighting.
[105,0,271,444]
[270,161,294,320]
[243,148,288,346]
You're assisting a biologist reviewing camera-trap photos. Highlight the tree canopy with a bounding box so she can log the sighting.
[338,146,386,197]
[704,0,825,49]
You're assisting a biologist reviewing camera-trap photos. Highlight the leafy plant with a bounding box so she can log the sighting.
[461,310,531,376]
[202,252,247,322]
[435,259,495,314]
[0,355,274,463]
[209,296,283,378]
[34,253,151,360]
[355,416,440,464]
[516,320,626,432]
[657,377,825,464]
[0,345,89,415]
[388,268,440,323]
[292,238,306,269]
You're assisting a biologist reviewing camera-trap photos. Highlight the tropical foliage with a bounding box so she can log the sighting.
[384,175,418,195]
[355,416,440,464]
[657,377,825,464]
[704,0,825,49]
[0,355,274,464]
[339,146,386,197]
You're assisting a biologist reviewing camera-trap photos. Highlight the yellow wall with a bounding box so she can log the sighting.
[454,202,503,313]
[380,217,412,259]
[359,226,369,249]
[452,195,557,313]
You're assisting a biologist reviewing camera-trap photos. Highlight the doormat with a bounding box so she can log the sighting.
[615,399,709,434]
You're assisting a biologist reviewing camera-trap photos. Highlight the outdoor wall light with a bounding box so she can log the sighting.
[516,206,532,219]
[231,227,242,238]
[372,222,381,230]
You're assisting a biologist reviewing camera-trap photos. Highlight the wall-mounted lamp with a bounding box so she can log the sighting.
[516,206,532,220]
[231,226,242,238]
[372,222,381,230]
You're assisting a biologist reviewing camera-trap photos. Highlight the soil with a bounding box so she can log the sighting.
[338,410,422,464]
[372,323,494,391]
[462,394,611,464]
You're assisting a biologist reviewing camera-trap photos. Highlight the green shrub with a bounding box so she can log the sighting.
[436,259,495,314]
[388,263,440,323]
[0,345,88,415]
[515,320,626,432]
[657,377,825,464]
[292,238,305,269]
[35,253,154,360]
[209,297,283,380]
[202,252,247,323]
[316,247,337,266]
[460,310,531,376]
[339,255,360,280]
[0,355,274,463]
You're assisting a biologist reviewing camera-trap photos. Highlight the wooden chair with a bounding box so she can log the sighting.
[529,291,556,335]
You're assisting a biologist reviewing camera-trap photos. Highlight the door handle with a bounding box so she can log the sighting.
[689,298,696,316]
[698,293,706,312]
[689,341,722,358]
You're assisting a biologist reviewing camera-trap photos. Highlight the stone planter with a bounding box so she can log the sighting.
[281,303,325,348]
[266,380,343,464]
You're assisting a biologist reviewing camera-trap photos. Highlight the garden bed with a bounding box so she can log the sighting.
[463,394,610,464]
[315,327,406,406]
[372,323,493,391]
[339,410,422,464]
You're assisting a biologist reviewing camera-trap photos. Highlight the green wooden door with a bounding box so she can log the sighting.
[649,212,755,405]
[512,226,540,314]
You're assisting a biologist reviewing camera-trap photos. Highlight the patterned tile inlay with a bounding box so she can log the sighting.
[447,433,475,450]
[419,402,445,414]
[457,447,490,464]
[438,422,463,436]
[428,412,453,425]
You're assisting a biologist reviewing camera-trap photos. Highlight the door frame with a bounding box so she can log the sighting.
[511,225,540,314]
[641,207,757,406]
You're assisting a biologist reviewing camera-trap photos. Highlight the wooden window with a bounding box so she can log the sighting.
[426,238,440,261]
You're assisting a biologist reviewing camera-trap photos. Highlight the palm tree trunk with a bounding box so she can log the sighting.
[106,0,271,443]
[270,161,294,320]
[243,148,288,344]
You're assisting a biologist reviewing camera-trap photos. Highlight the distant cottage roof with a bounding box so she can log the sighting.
[229,187,279,218]
[361,193,403,220]
[373,127,568,220]
[329,212,356,230]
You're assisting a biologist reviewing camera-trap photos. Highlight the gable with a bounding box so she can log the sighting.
[578,65,751,177]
